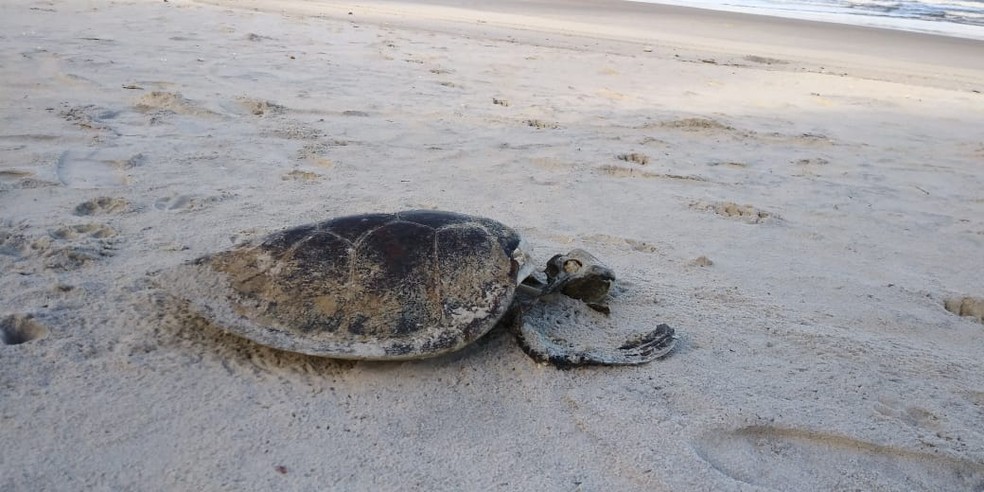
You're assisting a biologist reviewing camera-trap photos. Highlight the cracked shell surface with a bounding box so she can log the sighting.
[162,210,523,359]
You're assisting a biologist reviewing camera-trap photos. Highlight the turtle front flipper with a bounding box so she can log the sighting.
[516,317,676,368]
[514,248,677,367]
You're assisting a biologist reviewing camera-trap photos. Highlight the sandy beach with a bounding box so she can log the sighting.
[2,0,983,489]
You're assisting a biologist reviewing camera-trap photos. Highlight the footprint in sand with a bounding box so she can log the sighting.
[59,104,123,134]
[0,314,49,345]
[56,150,143,188]
[693,426,984,489]
[74,197,129,216]
[692,201,777,224]
[42,223,119,271]
[154,193,231,212]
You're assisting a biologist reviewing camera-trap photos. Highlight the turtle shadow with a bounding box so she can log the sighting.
[693,425,984,490]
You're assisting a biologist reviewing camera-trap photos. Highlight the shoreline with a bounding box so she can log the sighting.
[628,0,984,41]
[192,0,984,91]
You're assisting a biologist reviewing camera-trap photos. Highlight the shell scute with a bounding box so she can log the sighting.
[325,213,396,243]
[397,209,474,229]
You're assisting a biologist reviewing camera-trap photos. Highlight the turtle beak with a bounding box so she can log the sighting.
[511,239,536,283]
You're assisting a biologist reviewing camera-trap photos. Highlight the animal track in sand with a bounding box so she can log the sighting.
[296,143,335,168]
[274,123,324,140]
[693,426,984,489]
[74,196,129,216]
[581,234,659,253]
[281,169,322,182]
[616,152,650,165]
[873,395,940,430]
[625,239,659,253]
[599,165,706,182]
[525,119,560,130]
[42,243,116,271]
[23,223,121,271]
[692,201,776,224]
[0,314,49,345]
[235,97,285,116]
[59,104,120,133]
[791,157,830,177]
[245,33,274,42]
[0,228,36,259]
[943,296,984,323]
[707,161,748,169]
[659,117,734,131]
[743,55,789,65]
[649,116,833,151]
[49,223,116,240]
[0,231,106,271]
[794,157,830,166]
[690,256,714,267]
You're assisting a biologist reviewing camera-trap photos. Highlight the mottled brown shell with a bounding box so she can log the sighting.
[164,210,524,359]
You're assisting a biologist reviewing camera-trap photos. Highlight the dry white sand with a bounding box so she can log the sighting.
[2,0,983,489]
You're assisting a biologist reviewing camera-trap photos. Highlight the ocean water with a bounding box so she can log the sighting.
[632,0,984,39]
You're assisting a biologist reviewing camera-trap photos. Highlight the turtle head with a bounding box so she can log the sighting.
[545,249,615,313]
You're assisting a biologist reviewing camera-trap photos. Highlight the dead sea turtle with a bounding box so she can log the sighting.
[163,210,676,366]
